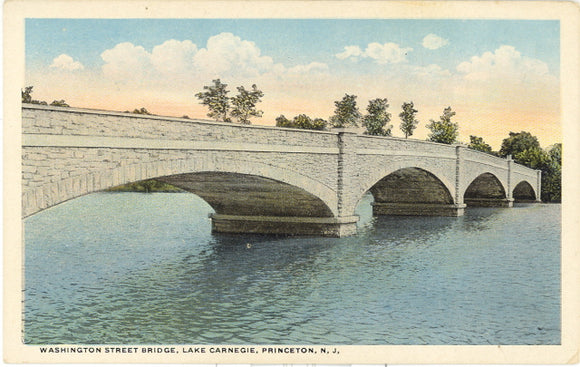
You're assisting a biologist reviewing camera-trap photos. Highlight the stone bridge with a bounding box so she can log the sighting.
[22,104,541,237]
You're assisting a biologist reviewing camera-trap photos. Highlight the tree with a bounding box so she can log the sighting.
[22,86,33,103]
[499,131,541,161]
[230,84,264,124]
[195,79,231,122]
[275,115,293,128]
[21,86,47,105]
[543,143,562,202]
[275,114,327,130]
[468,135,493,154]
[426,106,459,144]
[499,131,561,202]
[362,98,392,136]
[131,107,152,115]
[50,100,70,107]
[329,94,361,128]
[399,101,419,138]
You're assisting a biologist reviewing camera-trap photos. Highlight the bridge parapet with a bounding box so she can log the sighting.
[354,134,457,157]
[22,104,338,148]
[463,148,509,169]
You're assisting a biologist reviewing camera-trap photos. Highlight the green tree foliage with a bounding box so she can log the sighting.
[22,86,33,103]
[106,179,183,193]
[275,114,327,130]
[468,135,493,154]
[195,79,231,122]
[499,132,561,202]
[131,107,152,115]
[21,86,47,105]
[230,84,264,124]
[50,100,70,107]
[426,106,459,144]
[499,131,540,159]
[362,98,392,136]
[544,143,562,202]
[329,94,361,128]
[399,101,419,138]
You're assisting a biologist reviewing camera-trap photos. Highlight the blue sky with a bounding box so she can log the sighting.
[25,18,561,148]
[26,18,560,72]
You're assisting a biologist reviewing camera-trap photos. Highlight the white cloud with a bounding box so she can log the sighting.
[336,42,412,64]
[99,33,326,85]
[101,42,151,80]
[365,42,412,64]
[422,34,449,50]
[193,32,278,77]
[50,54,84,71]
[151,40,198,76]
[457,45,551,82]
[336,46,363,60]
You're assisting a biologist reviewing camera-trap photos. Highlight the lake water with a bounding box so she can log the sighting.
[24,193,561,345]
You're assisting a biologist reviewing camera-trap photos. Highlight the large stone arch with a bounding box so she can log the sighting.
[512,180,537,202]
[22,156,339,218]
[464,172,511,207]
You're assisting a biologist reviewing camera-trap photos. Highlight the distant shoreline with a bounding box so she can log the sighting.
[105,180,185,193]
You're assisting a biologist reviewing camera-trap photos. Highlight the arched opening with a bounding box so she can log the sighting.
[513,181,536,202]
[464,173,510,207]
[368,167,461,216]
[155,171,352,236]
[158,172,334,218]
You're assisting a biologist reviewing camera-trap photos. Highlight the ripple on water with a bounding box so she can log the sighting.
[24,193,561,345]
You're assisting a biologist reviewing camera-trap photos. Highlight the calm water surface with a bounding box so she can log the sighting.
[24,193,561,345]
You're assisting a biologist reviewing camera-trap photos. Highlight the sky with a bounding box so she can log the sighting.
[25,19,561,149]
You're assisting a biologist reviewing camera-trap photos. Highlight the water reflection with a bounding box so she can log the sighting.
[24,192,560,345]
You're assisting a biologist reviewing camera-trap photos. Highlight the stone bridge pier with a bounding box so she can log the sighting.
[22,105,541,237]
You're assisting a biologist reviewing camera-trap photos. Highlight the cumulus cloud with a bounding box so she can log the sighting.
[100,33,327,84]
[336,42,412,64]
[365,42,412,64]
[150,39,198,76]
[422,34,449,50]
[50,54,84,71]
[101,42,151,80]
[457,45,551,82]
[192,32,278,77]
[336,46,363,61]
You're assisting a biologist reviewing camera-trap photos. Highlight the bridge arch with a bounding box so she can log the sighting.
[512,180,537,202]
[352,165,460,217]
[22,156,339,219]
[464,172,510,207]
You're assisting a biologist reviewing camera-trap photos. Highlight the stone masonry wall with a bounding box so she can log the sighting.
[22,105,541,217]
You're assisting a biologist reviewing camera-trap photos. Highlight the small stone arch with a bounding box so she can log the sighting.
[513,180,537,202]
[355,166,461,216]
[352,161,457,211]
[464,172,510,207]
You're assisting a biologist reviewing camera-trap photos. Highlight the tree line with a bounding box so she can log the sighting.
[22,82,561,202]
[195,81,560,202]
